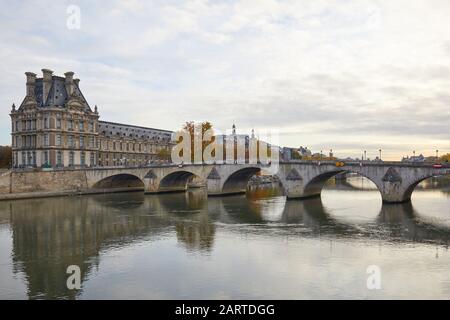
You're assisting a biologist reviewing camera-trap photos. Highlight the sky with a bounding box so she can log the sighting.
[1,0,450,160]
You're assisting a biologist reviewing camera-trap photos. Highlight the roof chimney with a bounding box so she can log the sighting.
[64,71,75,96]
[25,72,36,97]
[41,69,53,104]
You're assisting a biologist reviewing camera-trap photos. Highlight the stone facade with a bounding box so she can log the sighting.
[10,69,173,169]
[97,121,172,167]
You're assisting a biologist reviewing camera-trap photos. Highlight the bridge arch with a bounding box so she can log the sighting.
[92,173,144,191]
[158,170,201,193]
[221,166,262,195]
[303,169,383,200]
[403,171,450,201]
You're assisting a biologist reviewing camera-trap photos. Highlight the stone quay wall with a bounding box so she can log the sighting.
[0,169,91,200]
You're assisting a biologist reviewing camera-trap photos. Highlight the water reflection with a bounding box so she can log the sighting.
[1,176,449,299]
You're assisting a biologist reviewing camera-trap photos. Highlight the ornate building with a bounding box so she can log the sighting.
[10,69,173,168]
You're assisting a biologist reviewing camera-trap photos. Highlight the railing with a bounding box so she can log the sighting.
[280,159,450,168]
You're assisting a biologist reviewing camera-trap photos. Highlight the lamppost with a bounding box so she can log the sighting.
[436,149,439,161]
[379,149,382,161]
[364,150,367,161]
[413,150,416,159]
[320,150,323,160]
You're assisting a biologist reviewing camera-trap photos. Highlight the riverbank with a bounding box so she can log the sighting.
[0,187,145,201]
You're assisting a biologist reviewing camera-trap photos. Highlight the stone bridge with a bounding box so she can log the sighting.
[82,161,450,203]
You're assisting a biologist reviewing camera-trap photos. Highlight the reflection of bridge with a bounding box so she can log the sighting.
[6,189,450,299]
[84,161,450,203]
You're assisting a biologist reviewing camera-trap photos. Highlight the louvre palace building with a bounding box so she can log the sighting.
[10,69,173,168]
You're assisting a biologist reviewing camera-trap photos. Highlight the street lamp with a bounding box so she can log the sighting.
[413,150,416,159]
[320,150,323,160]
[436,149,439,161]
[364,150,367,161]
[379,149,381,161]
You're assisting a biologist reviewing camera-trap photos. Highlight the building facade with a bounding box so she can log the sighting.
[97,121,172,166]
[10,69,173,169]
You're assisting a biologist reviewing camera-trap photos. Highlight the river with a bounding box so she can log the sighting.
[0,176,449,299]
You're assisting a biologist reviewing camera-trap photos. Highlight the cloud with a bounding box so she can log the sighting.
[0,0,450,159]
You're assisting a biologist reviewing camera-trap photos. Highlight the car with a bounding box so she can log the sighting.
[433,164,443,168]
[335,161,345,167]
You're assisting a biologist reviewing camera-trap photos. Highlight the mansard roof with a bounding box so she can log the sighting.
[98,121,173,141]
[19,76,91,111]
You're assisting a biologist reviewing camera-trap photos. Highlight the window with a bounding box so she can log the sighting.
[44,118,49,129]
[15,136,19,147]
[21,152,26,166]
[15,121,19,132]
[89,122,94,132]
[32,120,36,130]
[43,151,49,165]
[68,135,74,147]
[80,136,84,148]
[79,121,84,131]
[80,152,86,166]
[57,151,63,166]
[69,152,74,166]
[56,118,61,129]
[68,120,73,130]
[44,134,49,146]
[89,136,95,147]
[27,120,31,131]
[56,134,61,146]
[32,152,36,166]
[90,153,95,166]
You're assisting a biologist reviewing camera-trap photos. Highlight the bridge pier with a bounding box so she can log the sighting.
[206,178,223,196]
[379,181,411,203]
[282,180,314,199]
[143,177,192,194]
[206,178,247,196]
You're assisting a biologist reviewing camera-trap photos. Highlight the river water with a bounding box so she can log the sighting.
[0,176,449,299]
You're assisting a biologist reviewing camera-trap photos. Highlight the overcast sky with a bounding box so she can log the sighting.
[1,0,450,160]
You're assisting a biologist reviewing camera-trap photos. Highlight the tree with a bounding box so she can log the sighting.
[156,148,171,161]
[440,153,450,163]
[0,146,12,168]
[292,150,302,160]
[179,121,214,162]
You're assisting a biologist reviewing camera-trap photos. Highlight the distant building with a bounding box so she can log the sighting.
[281,146,312,161]
[401,154,425,163]
[298,146,312,157]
